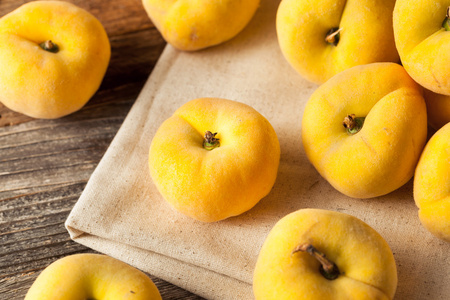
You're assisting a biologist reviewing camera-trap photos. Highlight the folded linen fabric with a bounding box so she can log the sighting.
[66,1,449,299]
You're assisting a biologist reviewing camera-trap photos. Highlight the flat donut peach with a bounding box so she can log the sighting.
[25,254,162,300]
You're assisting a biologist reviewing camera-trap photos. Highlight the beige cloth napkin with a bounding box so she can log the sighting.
[65,0,450,299]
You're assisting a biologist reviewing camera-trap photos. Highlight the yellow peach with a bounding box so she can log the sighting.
[423,89,450,130]
[148,98,280,222]
[141,0,260,51]
[414,122,450,242]
[25,254,162,300]
[0,1,110,119]
[253,208,398,299]
[301,63,427,198]
[393,0,450,95]
[276,0,399,84]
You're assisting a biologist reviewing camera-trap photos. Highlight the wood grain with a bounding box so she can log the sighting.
[0,0,204,298]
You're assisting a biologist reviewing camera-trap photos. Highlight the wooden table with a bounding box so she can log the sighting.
[0,1,203,298]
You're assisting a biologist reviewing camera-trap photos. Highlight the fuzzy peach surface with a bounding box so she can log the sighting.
[423,89,450,130]
[141,0,260,51]
[0,1,110,119]
[414,122,450,242]
[148,97,280,222]
[25,254,162,300]
[253,208,398,300]
[393,0,450,95]
[301,63,427,199]
[276,0,399,84]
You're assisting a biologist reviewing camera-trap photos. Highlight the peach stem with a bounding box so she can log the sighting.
[343,114,365,135]
[39,40,59,53]
[203,131,220,150]
[292,243,340,280]
[443,7,450,31]
[325,28,343,45]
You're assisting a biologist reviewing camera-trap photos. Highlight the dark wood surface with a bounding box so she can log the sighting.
[0,0,203,299]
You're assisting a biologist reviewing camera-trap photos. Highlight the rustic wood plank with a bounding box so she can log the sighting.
[0,0,204,298]
[0,0,154,37]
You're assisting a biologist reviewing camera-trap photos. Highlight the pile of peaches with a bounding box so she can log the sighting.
[1,0,448,299]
